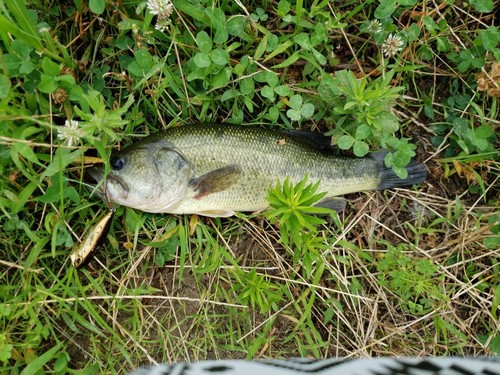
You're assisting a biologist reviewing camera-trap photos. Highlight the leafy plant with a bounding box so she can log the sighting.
[73,90,135,145]
[285,94,315,122]
[265,176,334,277]
[265,175,332,248]
[188,30,231,89]
[318,69,416,177]
[233,269,284,313]
[431,77,497,165]
[377,244,447,314]
[251,7,268,22]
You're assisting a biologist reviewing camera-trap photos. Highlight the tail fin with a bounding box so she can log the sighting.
[371,152,427,190]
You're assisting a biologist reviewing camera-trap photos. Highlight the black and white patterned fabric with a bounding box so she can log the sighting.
[129,357,500,375]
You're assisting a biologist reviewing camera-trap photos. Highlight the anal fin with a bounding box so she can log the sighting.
[195,209,236,218]
[314,197,347,212]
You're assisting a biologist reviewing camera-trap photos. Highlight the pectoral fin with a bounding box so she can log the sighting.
[315,197,347,212]
[190,164,241,199]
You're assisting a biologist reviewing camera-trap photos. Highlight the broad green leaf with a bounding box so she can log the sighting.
[353,140,369,157]
[89,0,105,14]
[134,48,154,68]
[355,124,371,140]
[11,39,32,59]
[375,0,398,19]
[318,74,340,100]
[490,335,500,355]
[311,23,326,47]
[266,71,279,88]
[457,60,470,72]
[196,31,213,53]
[3,54,21,75]
[210,48,229,66]
[277,0,290,16]
[74,0,83,12]
[240,77,255,95]
[186,69,206,82]
[214,28,228,45]
[300,103,314,118]
[268,106,280,121]
[221,88,238,102]
[193,52,211,68]
[287,109,301,121]
[19,59,34,74]
[392,165,408,179]
[471,56,485,68]
[288,94,302,110]
[436,37,451,52]
[311,48,326,65]
[0,75,11,99]
[452,117,469,137]
[406,23,421,43]
[471,137,489,151]
[337,135,355,150]
[0,343,12,362]
[211,68,230,88]
[391,150,412,167]
[226,16,246,36]
[57,74,76,86]
[261,85,275,100]
[41,57,60,76]
[243,97,254,112]
[475,125,494,139]
[38,74,58,93]
[479,26,499,51]
[233,63,245,76]
[471,0,493,12]
[294,33,312,50]
[273,85,290,96]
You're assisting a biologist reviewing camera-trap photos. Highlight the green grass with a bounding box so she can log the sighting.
[0,0,499,373]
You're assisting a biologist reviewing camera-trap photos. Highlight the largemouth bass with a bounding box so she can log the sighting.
[89,124,426,217]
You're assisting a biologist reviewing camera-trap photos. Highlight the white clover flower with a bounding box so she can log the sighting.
[57,120,84,147]
[147,0,173,18]
[367,20,382,34]
[381,33,404,58]
[155,17,171,32]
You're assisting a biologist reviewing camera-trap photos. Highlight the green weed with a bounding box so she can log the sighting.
[376,243,446,315]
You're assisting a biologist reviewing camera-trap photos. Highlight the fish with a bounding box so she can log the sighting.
[88,124,426,217]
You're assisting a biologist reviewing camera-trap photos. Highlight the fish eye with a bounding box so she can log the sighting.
[111,156,125,171]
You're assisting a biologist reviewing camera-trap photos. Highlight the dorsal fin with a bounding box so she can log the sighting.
[281,129,337,153]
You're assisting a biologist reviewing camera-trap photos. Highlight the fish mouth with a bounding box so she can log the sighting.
[85,164,107,200]
[86,164,129,199]
[88,164,105,183]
